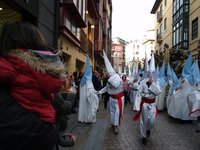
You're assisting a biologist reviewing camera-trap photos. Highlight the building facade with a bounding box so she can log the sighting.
[59,0,112,75]
[112,37,127,73]
[125,31,155,74]
[151,0,173,57]
[0,0,113,76]
[189,0,200,58]
[0,0,59,48]
[151,0,200,70]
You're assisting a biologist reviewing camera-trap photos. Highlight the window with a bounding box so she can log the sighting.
[165,0,167,6]
[184,5,188,12]
[172,0,189,49]
[180,0,183,6]
[65,13,72,30]
[65,14,80,40]
[164,18,167,30]
[63,0,86,39]
[82,0,86,21]
[160,23,162,34]
[73,0,77,6]
[192,17,198,40]
[78,0,82,14]
[172,19,188,49]
[160,4,163,14]
[176,0,179,11]
[173,0,176,14]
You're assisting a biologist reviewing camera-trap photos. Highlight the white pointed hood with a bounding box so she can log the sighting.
[149,51,155,73]
[144,52,149,72]
[132,65,136,76]
[128,66,132,78]
[103,50,116,76]
[135,61,139,75]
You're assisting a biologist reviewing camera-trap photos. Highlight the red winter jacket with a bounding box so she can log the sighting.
[0,49,64,124]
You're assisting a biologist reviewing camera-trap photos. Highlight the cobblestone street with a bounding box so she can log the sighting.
[103,103,200,150]
[63,101,200,150]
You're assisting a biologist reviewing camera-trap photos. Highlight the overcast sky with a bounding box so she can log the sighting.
[112,0,155,40]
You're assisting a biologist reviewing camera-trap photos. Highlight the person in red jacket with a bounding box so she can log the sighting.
[0,21,66,150]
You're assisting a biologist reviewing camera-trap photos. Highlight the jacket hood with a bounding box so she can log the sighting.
[9,49,66,79]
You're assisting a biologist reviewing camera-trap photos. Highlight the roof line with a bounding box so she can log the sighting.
[150,0,162,14]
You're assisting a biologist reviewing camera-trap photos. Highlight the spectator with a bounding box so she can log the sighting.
[122,75,130,105]
[98,51,124,134]
[0,21,65,150]
[92,70,102,91]
[102,72,110,109]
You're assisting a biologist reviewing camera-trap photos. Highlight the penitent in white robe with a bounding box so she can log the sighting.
[187,89,200,118]
[78,80,99,123]
[155,85,167,110]
[130,81,142,111]
[168,79,196,120]
[99,74,124,126]
[139,79,161,138]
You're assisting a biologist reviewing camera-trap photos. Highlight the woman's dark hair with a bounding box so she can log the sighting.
[0,21,54,55]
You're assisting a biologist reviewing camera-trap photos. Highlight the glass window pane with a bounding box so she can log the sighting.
[179,25,182,42]
[78,0,82,15]
[77,28,80,40]
[177,0,180,8]
[180,6,183,15]
[82,0,86,21]
[65,13,71,30]
[184,28,188,40]
[73,0,77,6]
[72,24,77,36]
[180,0,183,6]
[173,32,175,45]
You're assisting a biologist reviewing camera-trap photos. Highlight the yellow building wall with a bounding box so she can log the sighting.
[162,0,173,48]
[155,0,173,52]
[189,0,200,56]
[59,36,94,75]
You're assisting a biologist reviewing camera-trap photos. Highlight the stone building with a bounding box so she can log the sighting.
[151,0,200,73]
[0,0,113,75]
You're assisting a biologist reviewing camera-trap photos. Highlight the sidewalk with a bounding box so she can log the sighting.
[59,101,109,150]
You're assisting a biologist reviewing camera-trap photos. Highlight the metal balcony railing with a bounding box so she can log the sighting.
[157,33,163,43]
[157,10,163,22]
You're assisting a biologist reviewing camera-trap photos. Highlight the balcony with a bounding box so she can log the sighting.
[60,0,86,28]
[80,29,94,57]
[60,26,81,47]
[157,33,163,43]
[157,10,163,22]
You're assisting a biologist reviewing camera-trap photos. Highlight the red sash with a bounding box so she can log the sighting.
[110,92,124,125]
[133,97,156,121]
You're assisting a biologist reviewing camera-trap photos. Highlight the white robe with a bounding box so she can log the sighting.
[139,80,161,138]
[78,80,99,123]
[168,79,196,120]
[130,81,142,111]
[99,74,124,126]
[155,85,167,110]
[140,103,157,138]
[187,89,200,118]
[166,79,175,109]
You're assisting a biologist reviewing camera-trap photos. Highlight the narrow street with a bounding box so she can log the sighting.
[62,101,200,150]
